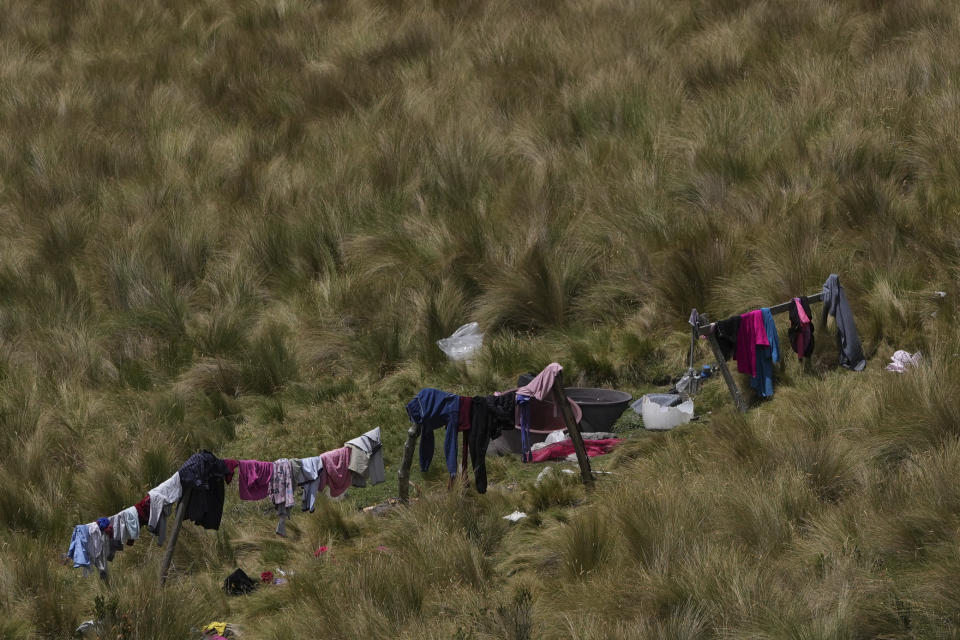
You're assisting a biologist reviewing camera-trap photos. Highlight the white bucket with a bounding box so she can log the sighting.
[635,394,694,431]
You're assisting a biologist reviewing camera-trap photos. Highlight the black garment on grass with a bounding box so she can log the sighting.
[178,450,228,530]
[714,315,741,360]
[223,568,257,595]
[468,392,516,494]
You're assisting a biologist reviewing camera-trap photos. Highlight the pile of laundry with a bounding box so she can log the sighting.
[529,431,622,463]
[886,350,922,373]
[66,428,383,579]
[706,274,866,399]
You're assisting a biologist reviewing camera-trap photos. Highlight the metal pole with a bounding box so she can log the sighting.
[159,487,191,586]
[551,372,594,488]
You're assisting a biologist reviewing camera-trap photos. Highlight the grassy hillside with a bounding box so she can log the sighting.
[2,0,960,637]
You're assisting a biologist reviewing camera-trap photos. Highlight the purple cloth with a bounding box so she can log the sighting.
[237,460,273,501]
[734,310,769,377]
[320,447,352,498]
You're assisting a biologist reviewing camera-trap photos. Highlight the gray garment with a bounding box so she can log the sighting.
[821,274,866,371]
[290,458,303,484]
[86,523,106,574]
[275,504,291,537]
[297,455,324,511]
[300,477,321,512]
[118,507,140,544]
[344,427,385,486]
[148,473,182,530]
[149,502,172,546]
[350,469,367,488]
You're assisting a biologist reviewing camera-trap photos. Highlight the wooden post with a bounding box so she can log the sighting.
[699,313,748,413]
[551,372,594,488]
[159,487,191,586]
[397,424,419,504]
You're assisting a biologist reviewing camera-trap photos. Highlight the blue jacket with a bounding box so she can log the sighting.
[750,307,780,397]
[406,389,460,477]
[67,524,90,569]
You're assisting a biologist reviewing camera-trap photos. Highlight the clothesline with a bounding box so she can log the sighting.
[66,427,384,580]
[688,274,866,412]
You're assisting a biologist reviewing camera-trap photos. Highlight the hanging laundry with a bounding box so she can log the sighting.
[237,460,273,501]
[223,459,239,484]
[457,396,473,478]
[320,446,352,498]
[345,427,385,488]
[788,296,815,359]
[134,495,150,527]
[179,451,229,530]
[148,473,182,541]
[86,522,107,577]
[468,393,516,494]
[821,274,866,371]
[515,363,583,463]
[749,308,779,398]
[296,456,323,513]
[734,310,769,377]
[405,388,460,477]
[714,315,741,360]
[270,459,295,537]
[67,524,91,573]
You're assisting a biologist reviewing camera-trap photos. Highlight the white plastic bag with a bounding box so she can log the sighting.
[437,322,483,361]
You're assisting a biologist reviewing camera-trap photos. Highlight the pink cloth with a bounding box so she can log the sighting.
[734,310,769,377]
[237,460,273,501]
[530,438,622,463]
[515,362,583,424]
[794,298,810,358]
[320,446,352,498]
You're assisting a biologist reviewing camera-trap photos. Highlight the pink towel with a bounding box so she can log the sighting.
[794,298,810,358]
[320,446,352,498]
[530,438,622,463]
[734,310,769,377]
[515,362,583,424]
[237,460,273,501]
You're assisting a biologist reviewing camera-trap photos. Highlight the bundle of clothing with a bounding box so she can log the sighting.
[405,363,584,492]
[66,429,385,577]
[711,274,865,399]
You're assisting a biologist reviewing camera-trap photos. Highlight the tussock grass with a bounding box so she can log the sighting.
[4,0,960,636]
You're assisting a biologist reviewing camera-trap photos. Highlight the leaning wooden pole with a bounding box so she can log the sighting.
[397,424,419,503]
[159,487,191,586]
[551,372,594,488]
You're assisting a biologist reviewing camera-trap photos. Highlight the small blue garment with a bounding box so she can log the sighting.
[516,395,532,462]
[67,524,90,569]
[406,389,460,476]
[750,307,779,397]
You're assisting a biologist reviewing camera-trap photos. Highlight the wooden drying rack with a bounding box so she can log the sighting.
[692,291,823,413]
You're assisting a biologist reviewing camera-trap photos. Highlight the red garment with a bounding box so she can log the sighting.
[223,459,239,485]
[134,495,151,526]
[734,310,769,377]
[320,447,352,498]
[237,460,273,501]
[529,438,622,463]
[457,396,472,431]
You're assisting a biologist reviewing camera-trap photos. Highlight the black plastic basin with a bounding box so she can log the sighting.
[564,387,633,432]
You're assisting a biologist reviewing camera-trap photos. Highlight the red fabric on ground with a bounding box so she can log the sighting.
[529,438,622,463]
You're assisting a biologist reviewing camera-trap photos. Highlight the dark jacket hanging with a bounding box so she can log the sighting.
[714,315,741,360]
[821,274,866,371]
[468,393,516,494]
[178,450,228,530]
